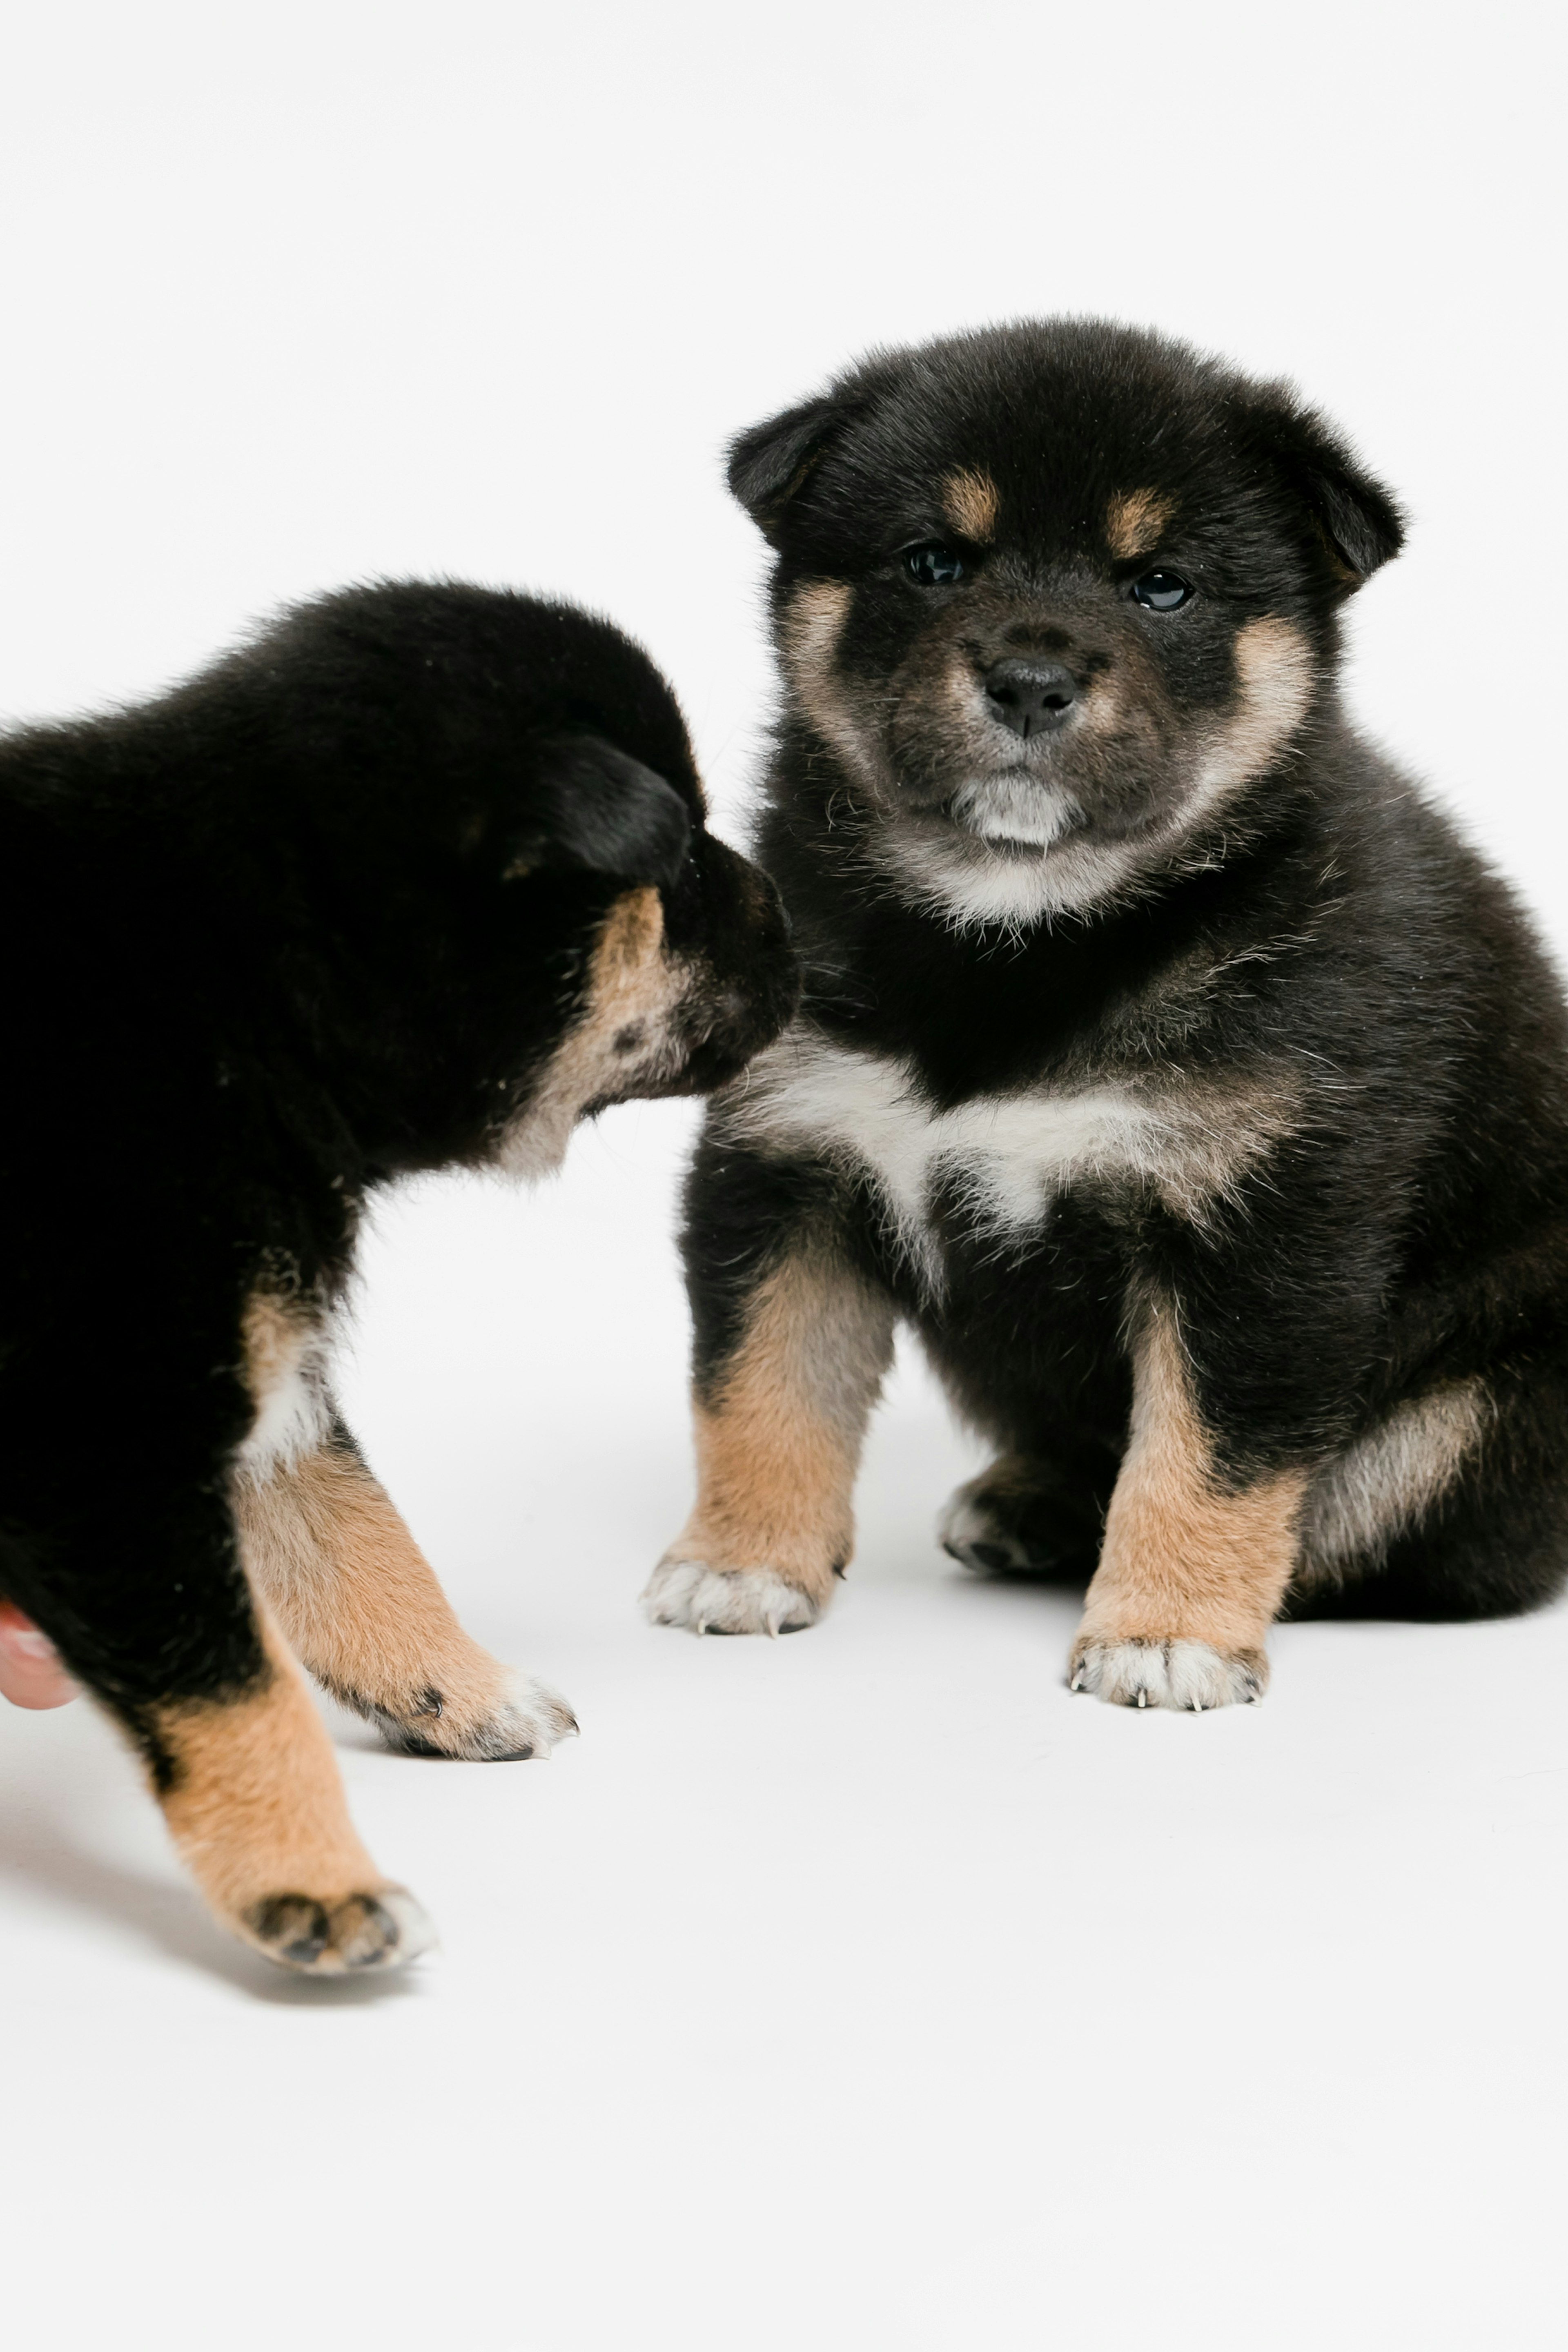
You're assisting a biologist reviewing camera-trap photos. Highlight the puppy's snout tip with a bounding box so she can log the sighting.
[984,658,1076,739]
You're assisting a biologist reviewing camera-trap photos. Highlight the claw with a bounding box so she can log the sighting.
[1192,1697,1203,1713]
[1136,1690,1146,1709]
[1070,1670,1084,1692]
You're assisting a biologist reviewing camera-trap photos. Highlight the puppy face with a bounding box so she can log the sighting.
[497,828,798,1178]
[227,583,798,1175]
[732,323,1403,926]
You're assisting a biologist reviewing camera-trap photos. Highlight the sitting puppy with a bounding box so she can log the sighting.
[646,320,1568,1708]
[0,581,796,1969]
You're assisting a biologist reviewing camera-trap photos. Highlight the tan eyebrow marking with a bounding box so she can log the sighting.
[1105,489,1175,561]
[940,468,999,543]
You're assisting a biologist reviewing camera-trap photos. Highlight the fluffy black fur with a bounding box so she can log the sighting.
[666,321,1568,1684]
[0,578,796,1735]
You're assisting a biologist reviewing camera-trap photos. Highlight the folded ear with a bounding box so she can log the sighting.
[726,391,866,542]
[516,735,692,889]
[1243,387,1406,584]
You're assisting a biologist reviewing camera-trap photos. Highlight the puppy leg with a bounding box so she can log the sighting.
[237,1419,576,1760]
[1069,1306,1307,1710]
[14,1483,431,1973]
[644,1238,895,1635]
[152,1601,434,1971]
[939,1443,1119,1579]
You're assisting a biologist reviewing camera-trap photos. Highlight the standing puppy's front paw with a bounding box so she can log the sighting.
[641,1557,827,1636]
[372,1671,579,1761]
[241,1884,437,1975]
[1069,1637,1267,1711]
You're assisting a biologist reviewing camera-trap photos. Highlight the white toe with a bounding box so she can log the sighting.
[640,1557,825,1636]
[1069,1639,1266,1711]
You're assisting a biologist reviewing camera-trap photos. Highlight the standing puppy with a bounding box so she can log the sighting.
[646,320,1568,1706]
[0,581,796,1969]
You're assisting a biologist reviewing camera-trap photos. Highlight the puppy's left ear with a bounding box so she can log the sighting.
[514,735,693,889]
[727,390,870,543]
[1245,390,1406,583]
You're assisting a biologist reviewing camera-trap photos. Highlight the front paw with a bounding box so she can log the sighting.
[1068,1637,1267,1711]
[641,1557,828,1636]
[371,1671,579,1760]
[240,1884,437,1975]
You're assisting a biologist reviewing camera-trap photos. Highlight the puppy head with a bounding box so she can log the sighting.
[729,321,1403,928]
[225,583,797,1169]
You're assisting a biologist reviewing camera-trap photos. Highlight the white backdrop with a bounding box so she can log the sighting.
[2,7,1564,2349]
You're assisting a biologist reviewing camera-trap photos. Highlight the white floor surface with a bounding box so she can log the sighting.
[3,1098,1565,2350]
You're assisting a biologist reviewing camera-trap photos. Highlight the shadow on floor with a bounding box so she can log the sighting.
[0,1807,426,2004]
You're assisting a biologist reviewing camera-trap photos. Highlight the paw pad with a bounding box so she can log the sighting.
[243,1885,435,1974]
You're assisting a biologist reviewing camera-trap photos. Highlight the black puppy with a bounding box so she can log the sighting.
[0,581,795,1969]
[647,319,1568,1709]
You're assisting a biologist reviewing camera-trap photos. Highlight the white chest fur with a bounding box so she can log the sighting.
[723,1027,1292,1272]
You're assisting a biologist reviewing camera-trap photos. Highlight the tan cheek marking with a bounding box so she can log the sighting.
[1197,617,1314,797]
[941,467,999,543]
[501,884,686,1176]
[152,1602,381,1924]
[780,580,882,783]
[1076,676,1125,738]
[1105,489,1175,561]
[665,1247,894,1605]
[1074,1308,1306,1669]
[236,1442,514,1737]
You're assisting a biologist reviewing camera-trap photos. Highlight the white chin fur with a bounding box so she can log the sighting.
[876,826,1110,931]
[949,773,1080,848]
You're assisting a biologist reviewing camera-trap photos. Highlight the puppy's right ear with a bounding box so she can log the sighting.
[726,393,863,543]
[514,736,693,890]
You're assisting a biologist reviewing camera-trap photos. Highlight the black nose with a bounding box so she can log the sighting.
[983,659,1077,739]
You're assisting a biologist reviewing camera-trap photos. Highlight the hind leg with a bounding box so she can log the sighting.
[237,1416,576,1759]
[938,1441,1120,1579]
[7,1465,432,1975]
[151,1601,434,1972]
[1290,1366,1568,1622]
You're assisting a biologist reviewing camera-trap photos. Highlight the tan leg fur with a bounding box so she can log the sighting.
[643,1245,895,1634]
[236,1439,576,1760]
[1069,1304,1307,1710]
[151,1600,433,1973]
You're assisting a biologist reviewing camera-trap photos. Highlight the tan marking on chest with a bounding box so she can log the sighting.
[239,1292,332,1473]
[723,1031,1302,1274]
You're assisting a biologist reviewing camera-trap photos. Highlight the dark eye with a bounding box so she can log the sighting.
[903,542,966,586]
[1130,570,1194,612]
